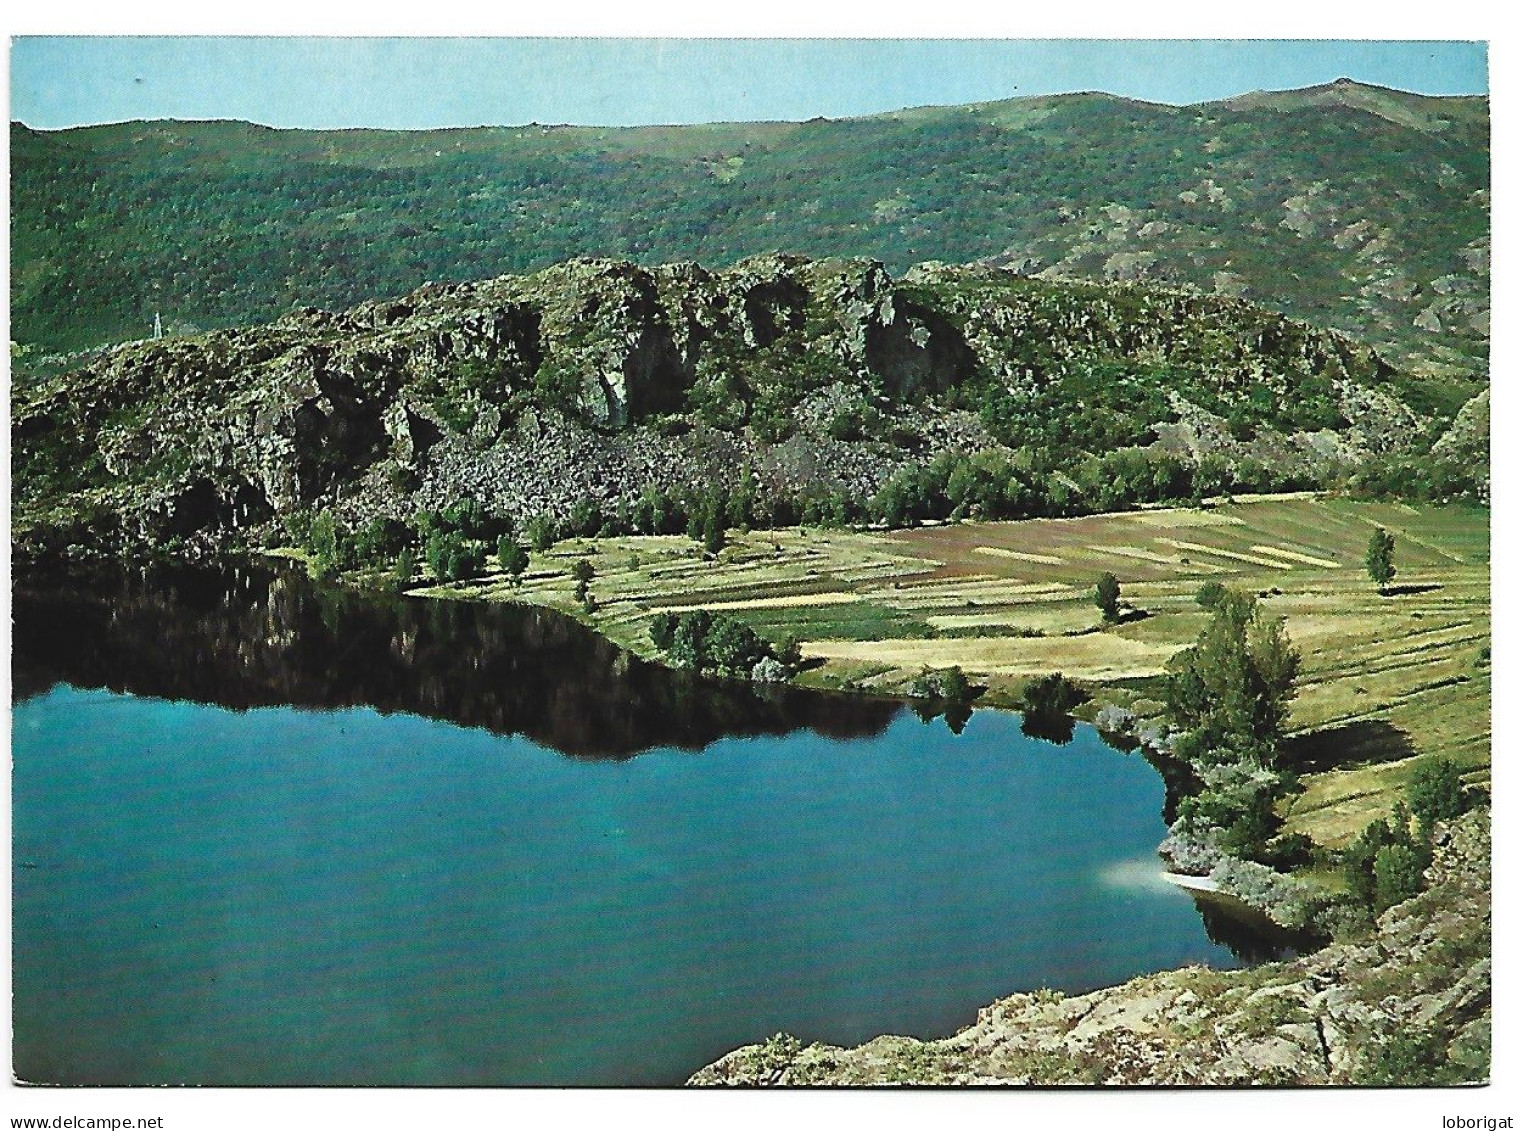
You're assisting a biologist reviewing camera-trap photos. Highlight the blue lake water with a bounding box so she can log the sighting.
[11,564,1244,1086]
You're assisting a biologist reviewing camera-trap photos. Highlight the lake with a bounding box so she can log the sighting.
[12,563,1246,1086]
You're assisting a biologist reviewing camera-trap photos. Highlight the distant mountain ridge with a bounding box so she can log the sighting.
[1215,77,1487,130]
[11,80,1488,386]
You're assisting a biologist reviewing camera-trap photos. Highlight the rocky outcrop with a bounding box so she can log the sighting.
[690,810,1490,1086]
[12,255,1441,558]
[523,260,682,425]
[1430,388,1490,502]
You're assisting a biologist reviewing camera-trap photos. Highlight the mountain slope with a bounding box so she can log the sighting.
[10,81,1488,383]
[13,254,1449,560]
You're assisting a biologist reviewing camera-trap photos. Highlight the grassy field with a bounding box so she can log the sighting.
[417,494,1489,848]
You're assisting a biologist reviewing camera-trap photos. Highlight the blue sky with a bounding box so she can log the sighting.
[9,38,1489,130]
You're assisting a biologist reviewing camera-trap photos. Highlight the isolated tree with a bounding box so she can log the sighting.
[498,537,530,587]
[1408,757,1469,837]
[571,557,596,585]
[1095,572,1122,622]
[1165,588,1300,765]
[702,504,727,555]
[525,514,558,553]
[1366,527,1397,592]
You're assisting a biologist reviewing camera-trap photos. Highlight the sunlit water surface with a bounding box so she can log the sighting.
[12,565,1242,1085]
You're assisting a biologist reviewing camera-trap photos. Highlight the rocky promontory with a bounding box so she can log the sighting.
[14,253,1457,562]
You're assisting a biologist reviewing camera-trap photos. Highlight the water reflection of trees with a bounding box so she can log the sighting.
[1191,893,1316,964]
[1018,709,1075,745]
[12,562,898,759]
[908,699,973,735]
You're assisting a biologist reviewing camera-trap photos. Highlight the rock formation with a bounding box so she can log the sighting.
[13,255,1430,560]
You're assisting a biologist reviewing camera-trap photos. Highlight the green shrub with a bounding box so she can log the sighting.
[391,545,418,584]
[443,498,494,539]
[566,498,604,539]
[649,612,678,651]
[631,487,679,534]
[703,616,770,678]
[425,529,484,582]
[1408,757,1470,836]
[702,505,726,555]
[282,509,316,548]
[497,537,530,584]
[525,514,558,552]
[1373,842,1428,911]
[667,609,715,671]
[1355,1031,1462,1086]
[1020,672,1083,716]
[909,666,975,703]
[1196,581,1228,609]
[307,511,351,576]
[1345,818,1390,906]
[1164,588,1299,767]
[352,516,411,565]
[654,609,775,679]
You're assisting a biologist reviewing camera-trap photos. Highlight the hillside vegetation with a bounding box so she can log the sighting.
[12,79,1488,386]
[11,254,1482,562]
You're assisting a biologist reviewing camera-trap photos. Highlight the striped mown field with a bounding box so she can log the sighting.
[423,495,1489,847]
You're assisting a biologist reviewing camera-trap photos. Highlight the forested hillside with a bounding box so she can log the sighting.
[11,79,1488,384]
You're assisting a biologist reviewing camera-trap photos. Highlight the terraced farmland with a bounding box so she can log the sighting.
[420,494,1489,847]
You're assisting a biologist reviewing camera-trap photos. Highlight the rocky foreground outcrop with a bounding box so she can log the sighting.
[690,810,1489,1086]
